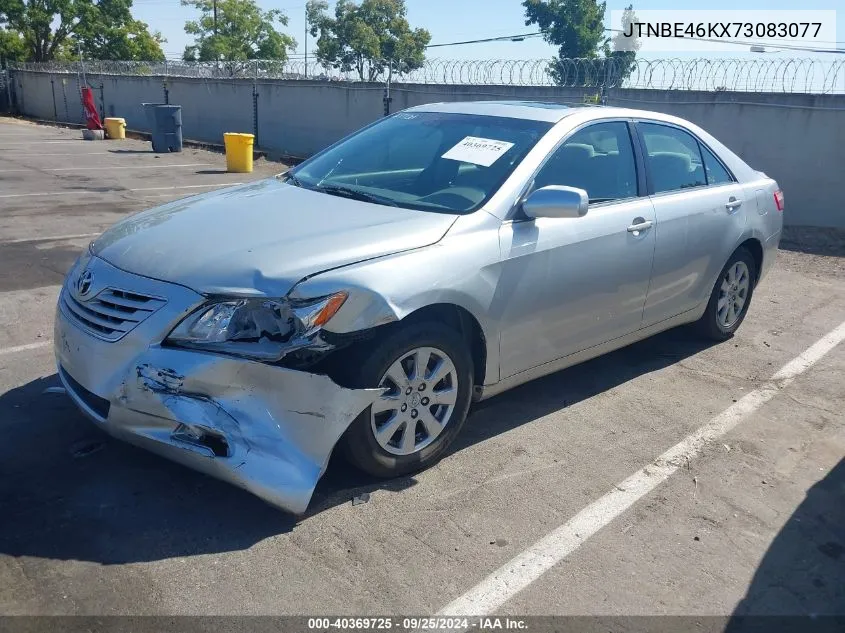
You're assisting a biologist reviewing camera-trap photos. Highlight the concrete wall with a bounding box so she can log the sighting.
[10,69,845,228]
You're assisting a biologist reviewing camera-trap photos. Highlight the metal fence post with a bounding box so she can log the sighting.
[252,86,259,146]
[382,88,392,116]
[382,62,395,116]
[98,82,105,121]
[75,73,84,123]
[382,74,392,117]
[600,57,610,105]
[163,58,170,104]
[252,61,259,146]
[61,78,69,122]
[50,75,58,121]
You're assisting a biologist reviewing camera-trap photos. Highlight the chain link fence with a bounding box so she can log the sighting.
[7,57,845,94]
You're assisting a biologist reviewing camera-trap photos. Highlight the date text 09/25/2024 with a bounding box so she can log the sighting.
[307,618,528,631]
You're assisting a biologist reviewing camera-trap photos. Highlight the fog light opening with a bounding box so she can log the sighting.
[172,423,230,457]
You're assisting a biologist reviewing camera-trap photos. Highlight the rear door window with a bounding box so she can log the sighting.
[639,123,707,194]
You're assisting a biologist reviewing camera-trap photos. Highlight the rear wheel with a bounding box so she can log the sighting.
[340,322,473,478]
[696,247,756,341]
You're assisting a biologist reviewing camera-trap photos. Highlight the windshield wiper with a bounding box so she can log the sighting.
[315,184,399,207]
[284,172,305,188]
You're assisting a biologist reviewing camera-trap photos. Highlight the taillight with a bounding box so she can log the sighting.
[774,190,784,212]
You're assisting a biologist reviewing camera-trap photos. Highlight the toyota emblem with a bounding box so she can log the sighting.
[76,270,93,297]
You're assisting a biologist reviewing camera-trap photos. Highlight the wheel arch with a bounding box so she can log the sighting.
[736,237,764,285]
[398,303,489,392]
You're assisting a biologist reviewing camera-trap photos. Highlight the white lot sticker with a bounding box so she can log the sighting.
[442,136,515,167]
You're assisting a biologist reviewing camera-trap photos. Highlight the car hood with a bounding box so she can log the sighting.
[93,178,459,296]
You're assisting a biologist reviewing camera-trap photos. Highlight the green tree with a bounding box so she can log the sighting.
[602,5,639,86]
[0,0,164,61]
[523,0,639,86]
[0,27,26,60]
[182,0,296,64]
[75,0,166,61]
[306,0,430,82]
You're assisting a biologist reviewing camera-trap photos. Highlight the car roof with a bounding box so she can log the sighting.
[405,100,579,122]
[405,101,681,125]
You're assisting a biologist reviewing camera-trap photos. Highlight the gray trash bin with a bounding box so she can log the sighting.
[142,103,183,153]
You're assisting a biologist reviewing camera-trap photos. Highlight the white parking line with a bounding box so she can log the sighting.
[0,136,91,145]
[3,152,111,156]
[0,183,242,199]
[0,133,71,137]
[0,341,52,357]
[438,319,845,617]
[128,183,243,192]
[137,192,213,199]
[0,140,87,145]
[0,163,213,173]
[2,233,100,244]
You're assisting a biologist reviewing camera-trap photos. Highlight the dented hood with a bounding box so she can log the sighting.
[93,178,459,295]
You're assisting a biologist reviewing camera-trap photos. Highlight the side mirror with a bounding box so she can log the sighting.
[521,185,589,219]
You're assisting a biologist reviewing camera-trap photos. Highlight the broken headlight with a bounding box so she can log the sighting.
[167,292,348,361]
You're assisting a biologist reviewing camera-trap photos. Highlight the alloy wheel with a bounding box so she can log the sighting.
[717,261,750,328]
[370,346,459,456]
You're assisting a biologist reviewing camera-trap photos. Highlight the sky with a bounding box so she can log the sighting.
[128,0,844,62]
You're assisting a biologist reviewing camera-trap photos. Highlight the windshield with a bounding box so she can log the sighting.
[288,112,552,214]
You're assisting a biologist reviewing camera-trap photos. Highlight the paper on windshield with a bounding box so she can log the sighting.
[442,136,515,167]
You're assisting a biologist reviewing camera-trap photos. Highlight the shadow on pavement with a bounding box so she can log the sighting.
[726,458,845,631]
[0,326,716,565]
[780,226,845,258]
[107,149,158,155]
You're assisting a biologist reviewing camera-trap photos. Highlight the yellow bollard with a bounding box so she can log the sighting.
[104,117,126,140]
[224,133,254,173]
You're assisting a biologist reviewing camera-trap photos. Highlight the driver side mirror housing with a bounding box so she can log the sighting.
[521,185,589,220]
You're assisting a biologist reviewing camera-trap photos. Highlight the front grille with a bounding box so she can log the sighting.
[60,366,111,420]
[61,286,166,342]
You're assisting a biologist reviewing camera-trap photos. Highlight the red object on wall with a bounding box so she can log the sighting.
[81,86,103,130]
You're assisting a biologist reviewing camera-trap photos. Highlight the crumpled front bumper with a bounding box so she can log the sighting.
[54,258,380,514]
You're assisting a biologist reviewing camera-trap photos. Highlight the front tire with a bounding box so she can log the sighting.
[340,322,473,478]
[696,247,757,341]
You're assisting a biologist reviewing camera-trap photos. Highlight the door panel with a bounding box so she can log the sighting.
[643,185,745,326]
[497,197,656,379]
[635,121,747,326]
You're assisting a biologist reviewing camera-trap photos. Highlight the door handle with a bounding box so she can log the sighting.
[627,219,653,233]
[725,198,743,211]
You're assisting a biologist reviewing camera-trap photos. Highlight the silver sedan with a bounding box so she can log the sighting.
[55,102,783,513]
